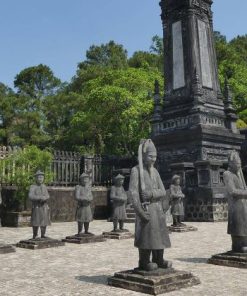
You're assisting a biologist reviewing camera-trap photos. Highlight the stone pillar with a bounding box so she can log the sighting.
[184,160,228,222]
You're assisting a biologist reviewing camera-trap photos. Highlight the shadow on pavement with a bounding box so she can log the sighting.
[75,274,110,285]
[175,257,208,263]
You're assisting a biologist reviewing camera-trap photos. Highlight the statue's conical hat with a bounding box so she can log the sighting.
[115,174,125,180]
[79,172,89,179]
[142,139,157,154]
[172,174,180,183]
[34,170,44,176]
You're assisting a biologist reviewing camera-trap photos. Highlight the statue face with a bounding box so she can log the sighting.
[230,157,241,173]
[36,175,44,185]
[116,179,124,186]
[144,151,157,167]
[175,178,180,185]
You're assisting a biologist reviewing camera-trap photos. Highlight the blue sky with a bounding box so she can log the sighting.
[0,0,246,88]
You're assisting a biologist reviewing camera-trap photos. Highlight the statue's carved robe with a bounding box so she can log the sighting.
[224,170,247,236]
[110,186,127,221]
[129,165,171,250]
[170,184,184,216]
[29,184,51,227]
[75,185,93,222]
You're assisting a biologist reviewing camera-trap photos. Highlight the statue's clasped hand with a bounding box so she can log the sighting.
[140,190,153,201]
[140,210,150,222]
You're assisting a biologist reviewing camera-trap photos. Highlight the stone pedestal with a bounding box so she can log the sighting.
[62,233,106,244]
[208,251,247,269]
[16,237,65,250]
[108,268,200,295]
[0,244,16,254]
[168,224,198,233]
[102,229,134,240]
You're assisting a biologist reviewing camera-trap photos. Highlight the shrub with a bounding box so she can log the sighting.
[0,145,53,210]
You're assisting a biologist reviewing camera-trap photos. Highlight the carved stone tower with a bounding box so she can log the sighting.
[152,0,244,221]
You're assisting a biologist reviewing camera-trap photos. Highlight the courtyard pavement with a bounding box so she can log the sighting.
[0,221,246,296]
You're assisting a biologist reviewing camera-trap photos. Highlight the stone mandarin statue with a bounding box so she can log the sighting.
[110,174,128,232]
[75,173,93,235]
[29,170,51,239]
[170,175,185,227]
[129,139,171,271]
[223,151,247,253]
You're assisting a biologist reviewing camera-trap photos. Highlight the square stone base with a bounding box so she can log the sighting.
[0,244,16,254]
[168,225,198,233]
[102,230,134,240]
[208,251,247,269]
[16,238,65,250]
[62,233,106,244]
[108,268,200,295]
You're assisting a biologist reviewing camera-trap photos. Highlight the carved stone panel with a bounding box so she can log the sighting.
[172,21,185,90]
[198,19,213,89]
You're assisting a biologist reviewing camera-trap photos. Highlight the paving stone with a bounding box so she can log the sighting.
[0,221,247,296]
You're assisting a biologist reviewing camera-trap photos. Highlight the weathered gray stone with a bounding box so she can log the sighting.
[168,225,198,233]
[108,269,200,295]
[129,139,171,271]
[16,238,65,250]
[102,229,134,240]
[110,174,128,232]
[153,0,244,223]
[208,252,247,269]
[198,19,213,88]
[0,244,16,254]
[172,21,185,90]
[62,233,106,244]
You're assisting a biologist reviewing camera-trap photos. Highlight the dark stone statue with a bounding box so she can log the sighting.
[75,173,93,235]
[110,174,128,232]
[129,139,171,271]
[29,170,51,239]
[223,151,247,253]
[170,175,185,226]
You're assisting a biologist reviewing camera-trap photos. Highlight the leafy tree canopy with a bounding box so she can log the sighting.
[14,64,61,99]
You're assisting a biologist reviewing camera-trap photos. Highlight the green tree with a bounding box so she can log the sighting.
[0,83,19,145]
[12,65,62,147]
[214,32,247,116]
[230,35,247,66]
[43,91,85,150]
[128,51,161,70]
[150,35,164,56]
[78,40,128,71]
[70,67,163,155]
[14,64,61,99]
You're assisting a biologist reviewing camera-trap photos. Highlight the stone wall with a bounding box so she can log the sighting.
[1,186,110,226]
[185,198,228,222]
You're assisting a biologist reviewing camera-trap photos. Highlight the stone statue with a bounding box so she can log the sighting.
[223,151,247,253]
[129,139,171,271]
[29,170,51,239]
[75,173,93,235]
[0,186,2,226]
[110,174,128,232]
[170,175,185,227]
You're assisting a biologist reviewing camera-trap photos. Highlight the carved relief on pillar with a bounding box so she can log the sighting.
[200,147,232,162]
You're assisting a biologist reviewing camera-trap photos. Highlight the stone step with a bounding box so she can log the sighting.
[126,213,136,218]
[126,208,135,213]
[125,218,135,223]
